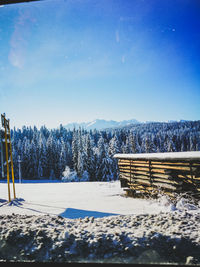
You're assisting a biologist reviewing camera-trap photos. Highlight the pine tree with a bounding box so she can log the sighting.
[38,132,47,178]
[85,134,95,181]
[72,128,78,173]
[76,127,85,178]
[96,135,106,180]
[58,138,68,178]
[108,135,120,180]
[46,133,55,178]
[108,135,120,157]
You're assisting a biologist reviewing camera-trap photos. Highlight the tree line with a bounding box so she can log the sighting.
[4,120,200,181]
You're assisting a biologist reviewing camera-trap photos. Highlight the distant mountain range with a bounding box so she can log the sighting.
[64,119,139,130]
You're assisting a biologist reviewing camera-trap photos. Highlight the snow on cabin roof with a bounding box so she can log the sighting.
[114,151,200,161]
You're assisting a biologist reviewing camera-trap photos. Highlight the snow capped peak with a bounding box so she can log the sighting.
[64,119,139,130]
[87,119,100,127]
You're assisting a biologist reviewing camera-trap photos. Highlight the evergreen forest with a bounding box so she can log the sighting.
[6,120,200,181]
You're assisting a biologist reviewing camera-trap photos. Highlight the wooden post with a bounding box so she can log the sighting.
[8,119,16,199]
[149,160,152,186]
[0,128,4,179]
[3,116,11,202]
[1,113,16,202]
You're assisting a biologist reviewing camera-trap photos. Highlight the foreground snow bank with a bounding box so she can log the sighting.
[1,181,200,264]
[0,212,200,264]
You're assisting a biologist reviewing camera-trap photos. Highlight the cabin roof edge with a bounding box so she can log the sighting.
[113,151,200,161]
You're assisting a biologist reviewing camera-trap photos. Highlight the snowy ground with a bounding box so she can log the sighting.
[0,180,173,217]
[0,180,200,264]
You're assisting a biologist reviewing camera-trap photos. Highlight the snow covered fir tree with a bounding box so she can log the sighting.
[3,120,200,181]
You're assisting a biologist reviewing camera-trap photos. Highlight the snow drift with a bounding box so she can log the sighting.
[0,181,200,264]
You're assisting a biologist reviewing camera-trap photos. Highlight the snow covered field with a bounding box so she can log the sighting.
[0,181,200,264]
[0,180,172,217]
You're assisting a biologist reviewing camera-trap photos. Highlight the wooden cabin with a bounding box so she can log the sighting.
[114,151,200,199]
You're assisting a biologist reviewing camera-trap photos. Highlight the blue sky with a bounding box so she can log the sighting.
[0,0,199,129]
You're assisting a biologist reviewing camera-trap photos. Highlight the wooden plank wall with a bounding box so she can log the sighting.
[118,158,200,198]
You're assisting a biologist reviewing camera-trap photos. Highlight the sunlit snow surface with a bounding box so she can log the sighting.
[0,180,199,218]
[0,181,175,218]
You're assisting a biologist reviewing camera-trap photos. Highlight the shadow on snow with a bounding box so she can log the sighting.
[59,208,119,219]
[0,197,120,219]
